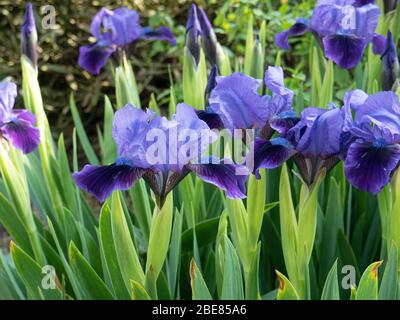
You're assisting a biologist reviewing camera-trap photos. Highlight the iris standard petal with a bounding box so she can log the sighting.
[73,163,146,202]
[112,105,156,168]
[344,141,400,194]
[209,73,270,130]
[187,160,248,199]
[174,103,217,167]
[275,18,310,50]
[78,43,114,75]
[296,107,345,159]
[1,110,39,154]
[0,81,17,123]
[264,66,294,116]
[90,8,113,41]
[354,91,400,137]
[91,7,142,46]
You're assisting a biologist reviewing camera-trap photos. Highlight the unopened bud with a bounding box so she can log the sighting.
[381,31,399,91]
[21,3,38,69]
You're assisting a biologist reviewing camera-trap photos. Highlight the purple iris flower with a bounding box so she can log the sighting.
[250,103,351,184]
[0,81,40,154]
[343,90,400,194]
[21,2,38,69]
[381,31,399,91]
[73,103,248,206]
[275,0,385,69]
[204,66,294,131]
[195,66,299,178]
[79,7,176,75]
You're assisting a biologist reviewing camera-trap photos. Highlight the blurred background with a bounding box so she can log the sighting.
[0,1,313,146]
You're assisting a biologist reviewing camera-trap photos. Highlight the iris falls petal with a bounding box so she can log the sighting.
[78,43,114,75]
[73,164,147,202]
[249,137,294,178]
[2,110,40,154]
[344,141,400,194]
[187,160,248,199]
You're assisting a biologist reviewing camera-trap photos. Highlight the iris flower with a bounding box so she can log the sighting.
[343,90,400,194]
[275,0,385,69]
[73,104,248,206]
[0,81,40,154]
[196,66,298,177]
[199,66,295,132]
[79,7,176,75]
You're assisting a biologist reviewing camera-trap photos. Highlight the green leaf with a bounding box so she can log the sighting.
[11,242,63,300]
[245,243,261,300]
[221,236,244,300]
[182,48,207,109]
[276,271,299,300]
[69,242,113,300]
[181,217,220,254]
[146,193,173,280]
[319,60,334,107]
[129,180,152,244]
[379,243,398,300]
[0,193,32,255]
[131,280,151,300]
[321,260,339,300]
[337,229,360,279]
[355,261,382,300]
[319,178,343,283]
[298,173,324,265]
[111,192,144,288]
[215,212,228,297]
[115,55,140,108]
[167,210,183,298]
[243,14,254,75]
[99,204,130,299]
[69,94,99,165]
[278,164,298,285]
[190,259,212,300]
[144,266,158,300]
[101,95,117,164]
[310,45,322,106]
[247,172,266,251]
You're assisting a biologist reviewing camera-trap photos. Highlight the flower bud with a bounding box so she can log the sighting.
[381,31,399,91]
[197,7,218,65]
[185,4,202,65]
[384,0,397,13]
[21,3,38,70]
[205,64,219,99]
